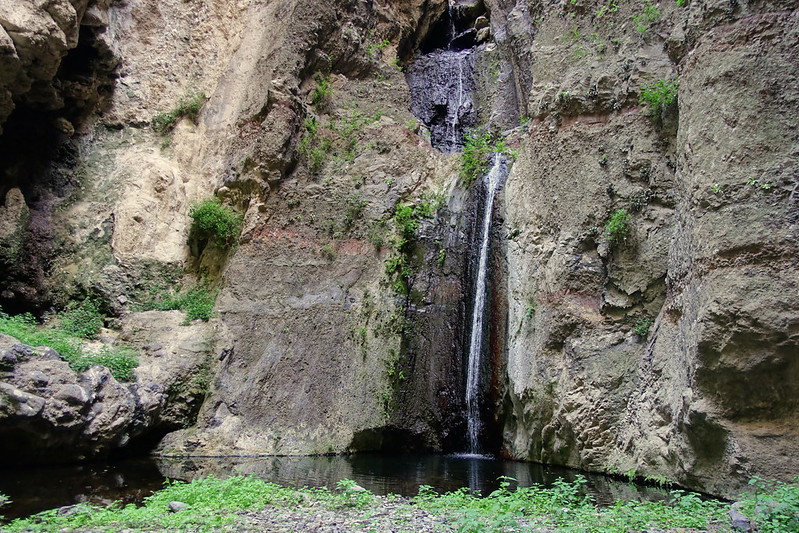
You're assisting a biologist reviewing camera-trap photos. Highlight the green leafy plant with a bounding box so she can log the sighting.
[152,91,207,135]
[639,78,678,120]
[461,130,513,186]
[633,1,661,33]
[633,318,654,337]
[189,199,243,248]
[605,208,632,245]
[59,299,104,339]
[311,73,332,110]
[741,477,799,533]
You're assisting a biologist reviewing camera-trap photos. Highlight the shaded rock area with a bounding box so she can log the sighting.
[0,311,215,464]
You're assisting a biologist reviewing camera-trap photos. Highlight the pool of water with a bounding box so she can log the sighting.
[0,454,668,521]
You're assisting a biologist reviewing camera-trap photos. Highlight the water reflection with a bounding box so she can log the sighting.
[158,453,668,505]
[1,454,669,521]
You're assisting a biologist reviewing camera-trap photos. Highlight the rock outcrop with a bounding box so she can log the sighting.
[0,311,215,464]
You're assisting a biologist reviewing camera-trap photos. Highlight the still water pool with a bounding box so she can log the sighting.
[0,454,668,521]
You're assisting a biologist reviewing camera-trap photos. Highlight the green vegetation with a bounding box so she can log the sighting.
[59,298,104,339]
[461,130,513,186]
[0,310,138,381]
[633,1,661,33]
[299,108,383,172]
[152,91,207,135]
[639,78,678,120]
[633,317,654,337]
[415,476,728,532]
[147,284,218,324]
[604,208,632,245]
[365,33,390,58]
[189,199,243,248]
[741,477,799,533]
[320,243,336,261]
[384,193,444,295]
[311,73,332,110]
[6,475,798,532]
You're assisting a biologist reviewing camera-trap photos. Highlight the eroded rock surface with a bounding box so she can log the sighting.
[0,311,214,463]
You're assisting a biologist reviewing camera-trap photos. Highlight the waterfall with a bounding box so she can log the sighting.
[465,154,508,454]
[405,5,476,152]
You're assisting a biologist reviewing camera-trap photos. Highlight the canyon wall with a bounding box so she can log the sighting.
[0,0,796,497]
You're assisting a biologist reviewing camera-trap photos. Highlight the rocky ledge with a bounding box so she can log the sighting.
[0,310,215,464]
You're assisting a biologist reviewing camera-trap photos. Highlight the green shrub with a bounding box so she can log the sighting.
[741,477,799,533]
[311,73,332,109]
[0,310,138,381]
[155,285,218,323]
[633,317,654,337]
[633,1,662,33]
[59,299,104,339]
[461,130,515,186]
[639,78,678,120]
[152,91,207,135]
[189,199,243,247]
[605,208,632,245]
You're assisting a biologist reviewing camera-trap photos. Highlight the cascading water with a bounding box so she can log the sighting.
[405,5,477,152]
[465,154,508,454]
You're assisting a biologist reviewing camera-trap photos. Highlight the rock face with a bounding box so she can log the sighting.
[492,0,799,496]
[0,0,796,499]
[0,311,214,464]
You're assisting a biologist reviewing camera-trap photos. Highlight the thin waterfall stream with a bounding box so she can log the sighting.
[465,154,508,454]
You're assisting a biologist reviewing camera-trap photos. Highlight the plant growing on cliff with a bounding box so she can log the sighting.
[153,284,218,323]
[311,73,332,110]
[639,78,678,120]
[384,195,443,296]
[189,199,243,248]
[633,317,654,337]
[605,208,632,245]
[0,310,138,381]
[461,130,513,186]
[633,1,661,33]
[152,91,207,134]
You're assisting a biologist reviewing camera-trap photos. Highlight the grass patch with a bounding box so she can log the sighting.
[189,199,243,248]
[59,299,104,339]
[311,73,332,110]
[152,91,207,135]
[0,311,138,381]
[9,475,794,533]
[145,284,218,324]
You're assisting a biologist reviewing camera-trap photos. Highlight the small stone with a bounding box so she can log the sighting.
[168,501,189,513]
[117,295,128,305]
[729,501,752,531]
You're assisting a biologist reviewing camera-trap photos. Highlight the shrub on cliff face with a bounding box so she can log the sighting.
[152,91,207,134]
[639,78,678,120]
[189,199,243,248]
[605,208,632,245]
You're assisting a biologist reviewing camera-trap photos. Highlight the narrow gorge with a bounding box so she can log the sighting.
[0,0,797,504]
